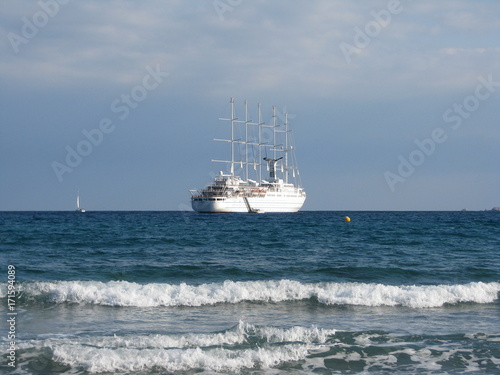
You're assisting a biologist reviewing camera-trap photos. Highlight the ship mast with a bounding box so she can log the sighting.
[244,100,249,181]
[258,103,263,183]
[272,105,277,161]
[230,97,235,175]
[213,98,300,187]
[284,111,289,184]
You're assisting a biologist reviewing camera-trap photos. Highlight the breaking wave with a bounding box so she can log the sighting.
[8,322,331,373]
[4,323,500,374]
[2,280,498,308]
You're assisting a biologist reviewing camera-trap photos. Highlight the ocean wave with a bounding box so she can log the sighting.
[51,344,309,373]
[17,321,335,350]
[1,280,499,308]
[9,322,327,373]
[4,325,500,374]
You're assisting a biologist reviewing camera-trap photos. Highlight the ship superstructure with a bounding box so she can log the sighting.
[190,98,306,213]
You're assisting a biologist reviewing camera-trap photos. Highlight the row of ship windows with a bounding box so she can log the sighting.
[194,195,299,201]
[193,198,225,201]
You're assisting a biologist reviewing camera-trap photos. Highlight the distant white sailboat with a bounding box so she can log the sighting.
[76,191,86,212]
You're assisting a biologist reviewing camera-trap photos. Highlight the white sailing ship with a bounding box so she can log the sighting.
[190,98,306,213]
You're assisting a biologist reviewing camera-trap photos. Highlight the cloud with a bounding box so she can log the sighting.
[2,0,499,98]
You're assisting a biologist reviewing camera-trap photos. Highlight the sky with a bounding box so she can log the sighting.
[0,0,499,211]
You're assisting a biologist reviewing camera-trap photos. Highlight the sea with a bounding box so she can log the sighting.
[0,211,499,374]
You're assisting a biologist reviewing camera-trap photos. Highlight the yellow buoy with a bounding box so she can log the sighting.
[344,216,351,222]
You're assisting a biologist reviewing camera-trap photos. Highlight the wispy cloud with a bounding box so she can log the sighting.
[2,0,499,96]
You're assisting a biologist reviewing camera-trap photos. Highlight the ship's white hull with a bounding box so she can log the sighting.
[192,195,305,213]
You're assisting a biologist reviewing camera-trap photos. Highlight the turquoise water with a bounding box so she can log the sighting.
[1,211,499,374]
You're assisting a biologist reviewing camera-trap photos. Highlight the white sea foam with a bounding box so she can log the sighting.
[312,341,500,374]
[0,284,6,298]
[16,280,500,308]
[52,344,309,373]
[5,327,500,374]
[15,321,334,351]
[12,323,317,374]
